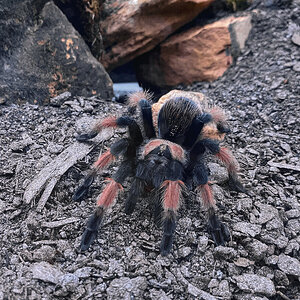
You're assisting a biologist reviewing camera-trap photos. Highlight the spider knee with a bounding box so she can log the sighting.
[97,178,123,208]
[197,183,216,209]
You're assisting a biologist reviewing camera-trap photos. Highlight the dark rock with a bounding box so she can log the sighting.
[54,0,104,60]
[208,163,228,183]
[149,289,170,300]
[0,1,113,104]
[210,280,232,300]
[49,92,72,107]
[10,135,33,153]
[214,246,238,260]
[187,283,217,300]
[274,270,289,286]
[254,203,277,225]
[33,246,56,262]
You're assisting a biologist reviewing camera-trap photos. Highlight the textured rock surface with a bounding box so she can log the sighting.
[0,1,113,104]
[100,0,214,70]
[234,274,276,296]
[106,276,147,300]
[31,262,64,284]
[277,254,300,277]
[135,15,252,89]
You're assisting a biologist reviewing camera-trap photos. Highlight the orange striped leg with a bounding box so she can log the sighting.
[160,180,184,256]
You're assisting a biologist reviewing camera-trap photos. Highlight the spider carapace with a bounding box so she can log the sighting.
[74,90,246,255]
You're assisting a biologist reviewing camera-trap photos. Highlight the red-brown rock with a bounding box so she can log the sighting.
[135,15,252,88]
[100,0,214,71]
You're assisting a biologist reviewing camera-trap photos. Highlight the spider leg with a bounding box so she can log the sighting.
[160,160,185,256]
[182,113,212,148]
[80,160,134,251]
[79,115,144,251]
[195,139,247,193]
[193,159,230,246]
[124,177,146,215]
[76,116,118,142]
[76,116,143,144]
[215,147,247,194]
[139,99,156,139]
[74,116,144,201]
[73,139,129,202]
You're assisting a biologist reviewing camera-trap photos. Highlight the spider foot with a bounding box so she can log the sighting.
[207,214,230,246]
[80,208,103,251]
[160,210,176,256]
[73,174,94,202]
[228,174,248,194]
[124,199,136,215]
[160,234,173,256]
[76,131,98,142]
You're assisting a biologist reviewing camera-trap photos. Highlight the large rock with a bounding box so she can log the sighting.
[135,15,252,89]
[54,0,104,60]
[0,1,113,104]
[100,0,214,71]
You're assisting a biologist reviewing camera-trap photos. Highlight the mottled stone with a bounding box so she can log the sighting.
[0,1,113,104]
[33,246,56,262]
[247,239,268,260]
[214,246,238,260]
[233,222,261,237]
[234,274,276,296]
[187,283,217,300]
[106,277,147,300]
[31,262,64,284]
[255,204,277,224]
[277,254,300,277]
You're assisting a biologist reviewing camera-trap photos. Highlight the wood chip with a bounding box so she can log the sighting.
[267,162,300,172]
[234,257,255,268]
[41,217,80,228]
[23,129,113,207]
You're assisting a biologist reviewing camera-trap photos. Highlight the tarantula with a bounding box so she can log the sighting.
[73,90,246,255]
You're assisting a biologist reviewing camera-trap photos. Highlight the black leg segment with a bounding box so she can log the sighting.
[139,99,156,139]
[73,172,95,202]
[183,113,212,148]
[124,177,145,215]
[160,210,176,256]
[80,207,104,251]
[207,209,230,246]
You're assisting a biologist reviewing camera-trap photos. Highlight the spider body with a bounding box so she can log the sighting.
[74,90,246,255]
